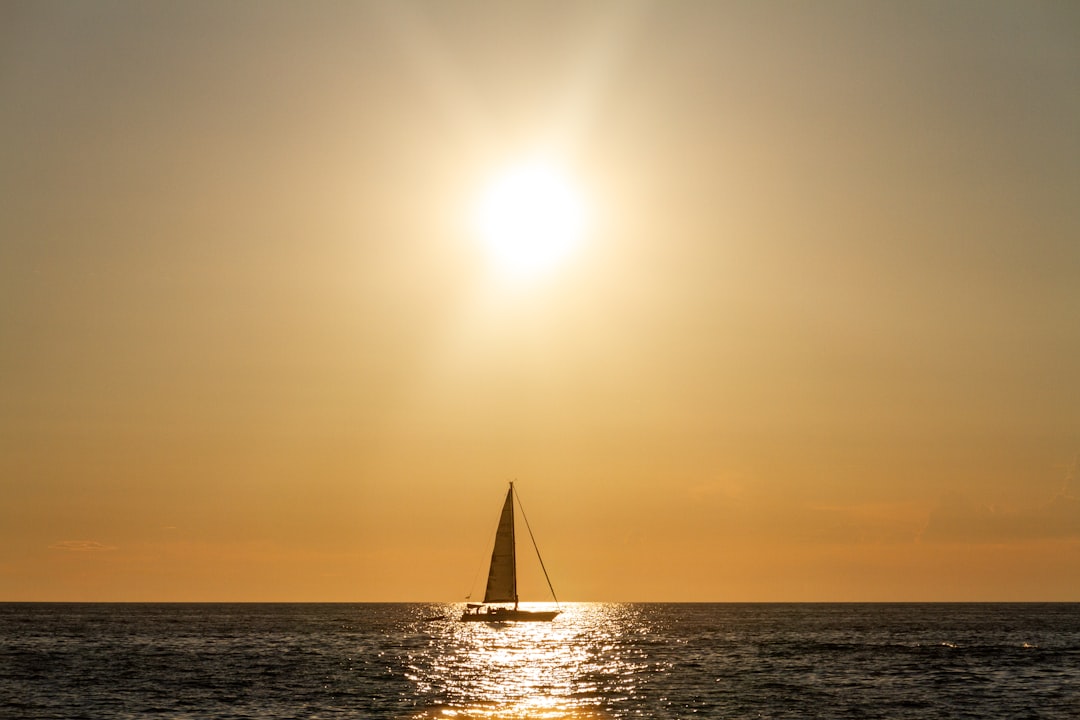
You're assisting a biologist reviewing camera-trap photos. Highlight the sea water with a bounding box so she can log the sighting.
[1,602,1077,719]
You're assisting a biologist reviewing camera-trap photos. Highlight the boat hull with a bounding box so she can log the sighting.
[460,608,559,622]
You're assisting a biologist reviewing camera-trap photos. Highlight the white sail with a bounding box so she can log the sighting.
[483,485,517,604]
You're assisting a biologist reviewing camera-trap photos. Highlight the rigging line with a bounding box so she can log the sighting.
[513,484,560,609]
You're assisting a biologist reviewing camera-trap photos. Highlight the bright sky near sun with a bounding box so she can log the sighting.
[2,1,1079,602]
[472,159,589,280]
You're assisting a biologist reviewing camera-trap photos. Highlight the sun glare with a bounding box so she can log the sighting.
[472,160,588,279]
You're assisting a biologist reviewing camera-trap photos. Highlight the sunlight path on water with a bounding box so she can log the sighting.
[408,604,653,719]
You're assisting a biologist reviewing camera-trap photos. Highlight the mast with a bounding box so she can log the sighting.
[511,481,518,610]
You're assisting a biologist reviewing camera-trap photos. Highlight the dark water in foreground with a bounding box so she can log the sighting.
[1,603,1078,719]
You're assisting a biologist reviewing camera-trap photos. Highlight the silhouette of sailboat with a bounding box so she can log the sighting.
[461,482,560,622]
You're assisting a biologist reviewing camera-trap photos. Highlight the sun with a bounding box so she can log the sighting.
[472,160,588,279]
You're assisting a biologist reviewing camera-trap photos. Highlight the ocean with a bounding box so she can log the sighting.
[1,602,1077,719]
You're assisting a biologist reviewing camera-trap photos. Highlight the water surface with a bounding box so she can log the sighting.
[2,603,1078,718]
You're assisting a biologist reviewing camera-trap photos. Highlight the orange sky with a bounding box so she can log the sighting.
[2,1,1079,602]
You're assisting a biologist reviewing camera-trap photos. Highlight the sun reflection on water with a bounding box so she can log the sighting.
[406,603,649,719]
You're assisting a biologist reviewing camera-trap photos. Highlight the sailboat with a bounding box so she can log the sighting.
[460,482,561,622]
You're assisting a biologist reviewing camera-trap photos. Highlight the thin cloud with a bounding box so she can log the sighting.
[49,540,118,552]
[920,492,1080,544]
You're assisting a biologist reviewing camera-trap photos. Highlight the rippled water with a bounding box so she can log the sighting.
[2,603,1078,718]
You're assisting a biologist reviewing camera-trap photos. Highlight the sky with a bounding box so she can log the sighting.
[2,0,1079,602]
